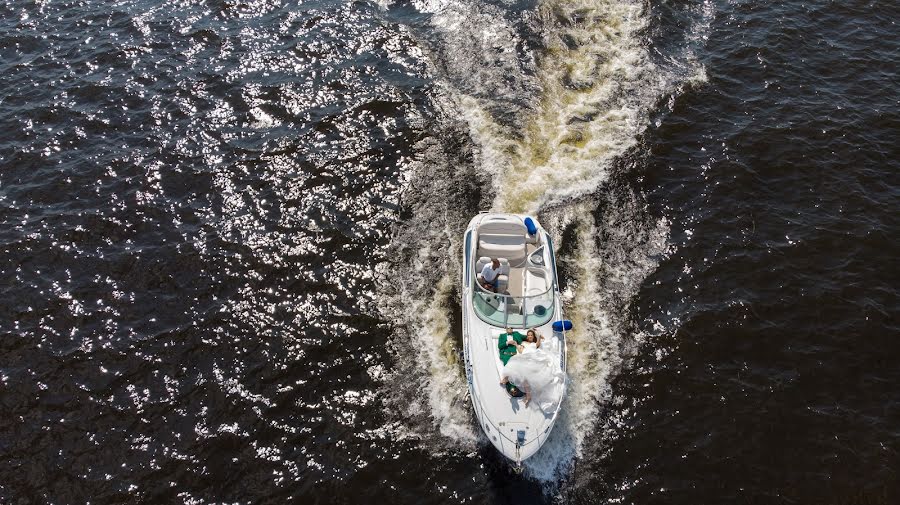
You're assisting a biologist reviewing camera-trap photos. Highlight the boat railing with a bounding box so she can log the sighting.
[472,282,555,328]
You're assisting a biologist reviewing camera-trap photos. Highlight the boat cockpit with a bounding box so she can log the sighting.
[465,215,557,328]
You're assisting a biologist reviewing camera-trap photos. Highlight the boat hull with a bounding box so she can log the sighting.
[461,213,567,465]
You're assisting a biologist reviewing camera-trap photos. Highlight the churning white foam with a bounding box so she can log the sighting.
[405,273,479,445]
[375,134,483,450]
[462,0,669,215]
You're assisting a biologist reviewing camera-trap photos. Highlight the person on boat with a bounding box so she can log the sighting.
[517,329,545,354]
[497,326,525,365]
[478,258,502,292]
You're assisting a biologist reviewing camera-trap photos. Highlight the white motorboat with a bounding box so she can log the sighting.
[461,213,568,468]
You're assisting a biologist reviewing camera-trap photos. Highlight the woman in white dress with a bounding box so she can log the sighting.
[516,329,544,354]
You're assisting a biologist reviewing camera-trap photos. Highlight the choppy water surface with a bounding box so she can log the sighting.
[1,0,897,503]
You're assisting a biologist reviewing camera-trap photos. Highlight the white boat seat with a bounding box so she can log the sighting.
[476,256,510,292]
[525,267,549,296]
[478,235,526,263]
[478,217,527,236]
[475,256,491,274]
[495,258,510,293]
[477,216,529,264]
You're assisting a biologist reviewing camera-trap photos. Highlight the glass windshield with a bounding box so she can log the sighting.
[472,283,555,328]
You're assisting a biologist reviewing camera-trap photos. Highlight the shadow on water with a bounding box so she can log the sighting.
[478,445,550,505]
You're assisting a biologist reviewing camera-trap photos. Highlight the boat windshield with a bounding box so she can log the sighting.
[472,283,555,328]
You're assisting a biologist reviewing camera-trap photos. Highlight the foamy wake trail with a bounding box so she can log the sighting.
[406,273,478,444]
[378,0,710,483]
[411,0,540,122]
[464,0,670,214]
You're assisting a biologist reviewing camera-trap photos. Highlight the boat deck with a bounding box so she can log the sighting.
[467,314,562,461]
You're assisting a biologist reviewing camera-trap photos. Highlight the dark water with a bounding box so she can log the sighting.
[1,0,897,503]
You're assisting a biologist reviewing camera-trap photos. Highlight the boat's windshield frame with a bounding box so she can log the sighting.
[471,279,555,328]
[464,230,472,287]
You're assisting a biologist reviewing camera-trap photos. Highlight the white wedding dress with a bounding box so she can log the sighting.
[503,344,565,413]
